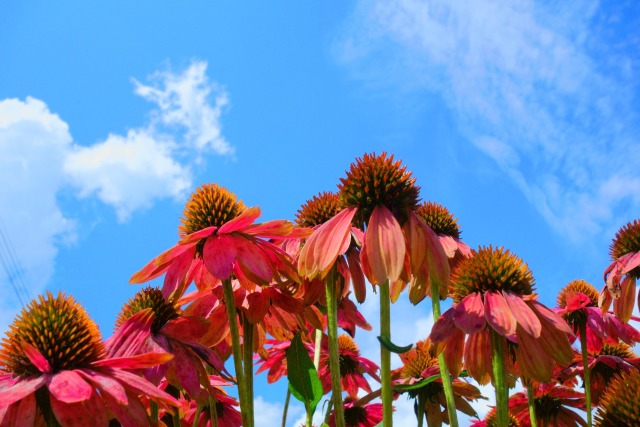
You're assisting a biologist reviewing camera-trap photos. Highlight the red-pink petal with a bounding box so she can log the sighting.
[50,389,108,427]
[234,237,275,284]
[464,329,492,385]
[203,234,237,280]
[0,392,36,427]
[405,211,427,274]
[529,301,574,336]
[169,342,202,399]
[102,390,150,427]
[484,291,517,336]
[420,216,450,298]
[515,327,555,382]
[346,248,366,303]
[105,309,154,358]
[110,369,179,408]
[621,252,640,276]
[244,219,294,238]
[453,293,486,334]
[0,376,45,408]
[161,316,210,341]
[47,370,92,403]
[77,369,127,405]
[93,352,173,369]
[306,207,357,278]
[180,226,216,244]
[614,275,636,323]
[162,246,196,300]
[20,341,51,374]
[362,205,405,285]
[430,309,457,343]
[218,206,261,234]
[503,291,541,338]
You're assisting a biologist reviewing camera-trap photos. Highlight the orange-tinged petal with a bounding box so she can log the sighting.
[180,226,216,244]
[309,207,357,278]
[405,212,427,274]
[20,341,51,374]
[419,215,450,298]
[536,315,574,367]
[203,234,237,280]
[443,328,465,377]
[614,275,635,323]
[129,256,173,284]
[47,370,92,403]
[431,309,456,343]
[503,291,541,338]
[244,219,294,238]
[484,291,516,336]
[407,272,428,305]
[464,329,492,385]
[529,301,574,336]
[93,352,173,369]
[346,248,366,303]
[453,292,486,334]
[234,237,275,284]
[362,205,405,285]
[515,327,555,382]
[162,246,196,301]
[439,235,458,258]
[218,206,261,234]
[389,279,407,303]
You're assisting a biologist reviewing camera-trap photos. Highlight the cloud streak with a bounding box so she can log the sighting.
[340,0,640,240]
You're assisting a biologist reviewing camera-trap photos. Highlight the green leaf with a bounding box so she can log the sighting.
[377,335,413,353]
[393,374,440,391]
[286,332,323,415]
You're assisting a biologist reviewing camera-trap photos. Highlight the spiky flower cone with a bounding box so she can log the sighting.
[296,191,341,228]
[116,286,180,333]
[594,370,640,426]
[179,183,246,235]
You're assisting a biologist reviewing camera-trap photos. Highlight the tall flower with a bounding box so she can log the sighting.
[594,370,640,426]
[508,382,586,427]
[600,219,640,323]
[430,246,575,383]
[0,292,178,425]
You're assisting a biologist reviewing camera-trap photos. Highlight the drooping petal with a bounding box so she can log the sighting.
[109,369,179,408]
[536,315,574,367]
[0,392,36,427]
[621,251,640,276]
[47,370,92,403]
[203,234,237,281]
[614,275,636,323]
[187,341,228,375]
[93,352,173,369]
[453,292,486,334]
[102,390,150,427]
[439,235,458,258]
[515,327,555,382]
[404,211,427,274]
[464,329,492,385]
[528,301,574,336]
[362,205,405,285]
[19,341,51,374]
[218,206,261,234]
[161,316,210,342]
[234,236,275,284]
[168,342,203,399]
[162,245,196,301]
[443,328,465,377]
[77,369,127,405]
[420,215,450,298]
[49,389,108,427]
[484,291,517,336]
[0,376,45,408]
[243,219,294,238]
[346,247,366,303]
[503,291,541,338]
[430,309,457,343]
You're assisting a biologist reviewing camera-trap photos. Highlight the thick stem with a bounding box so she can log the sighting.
[579,322,593,427]
[222,278,250,427]
[243,315,255,427]
[325,267,345,427]
[527,382,538,427]
[430,283,459,427]
[490,329,509,427]
[379,281,393,427]
[282,389,291,427]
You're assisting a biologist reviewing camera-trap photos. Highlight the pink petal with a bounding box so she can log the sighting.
[0,392,35,427]
[564,291,591,312]
[47,370,92,403]
[419,214,450,298]
[187,341,228,375]
[614,275,636,323]
[77,369,127,405]
[503,291,541,338]
[50,390,107,427]
[0,376,45,408]
[430,309,457,343]
[180,226,217,244]
[20,341,51,373]
[129,256,172,284]
[244,219,294,238]
[346,248,366,303]
[463,329,492,385]
[168,342,202,398]
[529,301,574,336]
[161,316,210,341]
[93,352,173,369]
[218,206,261,234]
[439,235,458,258]
[203,234,237,280]
[621,251,640,276]
[484,291,516,336]
[102,390,150,427]
[105,309,154,358]
[453,292,486,334]
[362,205,405,285]
[234,237,276,284]
[405,211,427,274]
[109,369,179,408]
[515,327,555,382]
[162,246,196,300]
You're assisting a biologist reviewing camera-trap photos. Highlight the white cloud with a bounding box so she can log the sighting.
[340,0,640,240]
[254,395,303,427]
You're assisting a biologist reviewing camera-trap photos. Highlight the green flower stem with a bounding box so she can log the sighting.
[379,280,393,427]
[490,329,509,427]
[325,266,345,427]
[282,389,291,427]
[430,283,459,427]
[324,395,335,426]
[417,392,425,427]
[192,405,203,427]
[579,322,592,427]
[527,382,538,427]
[243,315,255,427]
[150,402,159,427]
[222,278,250,427]
[209,392,219,427]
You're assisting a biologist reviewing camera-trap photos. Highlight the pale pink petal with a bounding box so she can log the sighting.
[484,291,517,336]
[161,316,210,341]
[0,376,45,408]
[453,292,486,334]
[218,206,261,234]
[20,341,51,373]
[439,235,458,258]
[203,234,237,280]
[47,370,92,403]
[77,369,127,405]
[614,275,636,323]
[243,219,294,238]
[162,246,196,300]
[362,205,405,285]
[0,393,35,427]
[503,291,542,338]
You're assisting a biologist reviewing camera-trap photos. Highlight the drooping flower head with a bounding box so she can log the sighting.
[431,246,574,383]
[594,370,640,426]
[600,219,640,323]
[0,292,177,425]
[508,382,586,427]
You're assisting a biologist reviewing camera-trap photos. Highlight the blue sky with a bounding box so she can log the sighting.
[1,1,639,424]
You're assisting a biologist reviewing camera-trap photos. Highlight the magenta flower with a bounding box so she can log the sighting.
[329,399,384,427]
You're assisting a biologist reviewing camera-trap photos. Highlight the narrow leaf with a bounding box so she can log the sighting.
[393,374,440,391]
[377,335,413,354]
[286,332,323,415]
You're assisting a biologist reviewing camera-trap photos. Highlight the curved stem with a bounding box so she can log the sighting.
[527,382,538,427]
[579,322,593,427]
[379,281,393,427]
[222,278,250,427]
[282,389,291,427]
[243,315,255,427]
[325,266,345,427]
[490,329,509,427]
[430,283,459,427]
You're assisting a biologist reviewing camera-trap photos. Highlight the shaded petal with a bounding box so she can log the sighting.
[161,316,210,342]
[621,251,640,276]
[503,291,541,338]
[180,226,216,244]
[169,342,202,398]
[218,206,261,234]
[464,329,492,385]
[0,376,45,408]
[484,291,516,336]
[162,246,196,301]
[50,389,108,427]
[536,315,574,367]
[109,369,179,408]
[47,370,92,403]
[453,292,486,334]
[203,234,237,280]
[515,327,555,382]
[187,341,228,375]
[346,247,366,303]
[430,308,457,343]
[404,211,427,274]
[102,390,150,427]
[362,205,405,285]
[0,392,36,427]
[614,275,635,323]
[105,309,154,358]
[77,369,127,405]
[529,301,574,336]
[419,214,451,299]
[20,341,51,374]
[234,236,275,284]
[443,328,465,378]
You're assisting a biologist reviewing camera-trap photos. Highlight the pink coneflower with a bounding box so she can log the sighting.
[508,382,586,427]
[179,377,242,427]
[470,409,521,427]
[594,370,640,426]
[329,399,384,427]
[600,219,640,323]
[0,292,178,425]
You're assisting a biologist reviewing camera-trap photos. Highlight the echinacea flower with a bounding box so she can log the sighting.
[393,339,485,426]
[470,409,521,427]
[179,376,242,427]
[594,370,640,426]
[600,219,640,323]
[508,382,586,427]
[430,246,574,383]
[318,334,380,397]
[107,287,227,402]
[0,291,178,425]
[329,399,384,427]
[131,183,299,300]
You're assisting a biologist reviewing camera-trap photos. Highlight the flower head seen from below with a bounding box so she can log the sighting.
[508,382,586,427]
[430,246,574,383]
[131,183,300,302]
[594,370,640,426]
[601,218,640,323]
[329,398,384,427]
[470,409,521,427]
[296,191,342,228]
[0,291,178,425]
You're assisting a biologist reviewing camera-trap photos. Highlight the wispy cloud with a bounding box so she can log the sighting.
[339,0,640,240]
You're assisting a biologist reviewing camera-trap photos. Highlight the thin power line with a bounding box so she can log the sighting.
[0,216,31,306]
